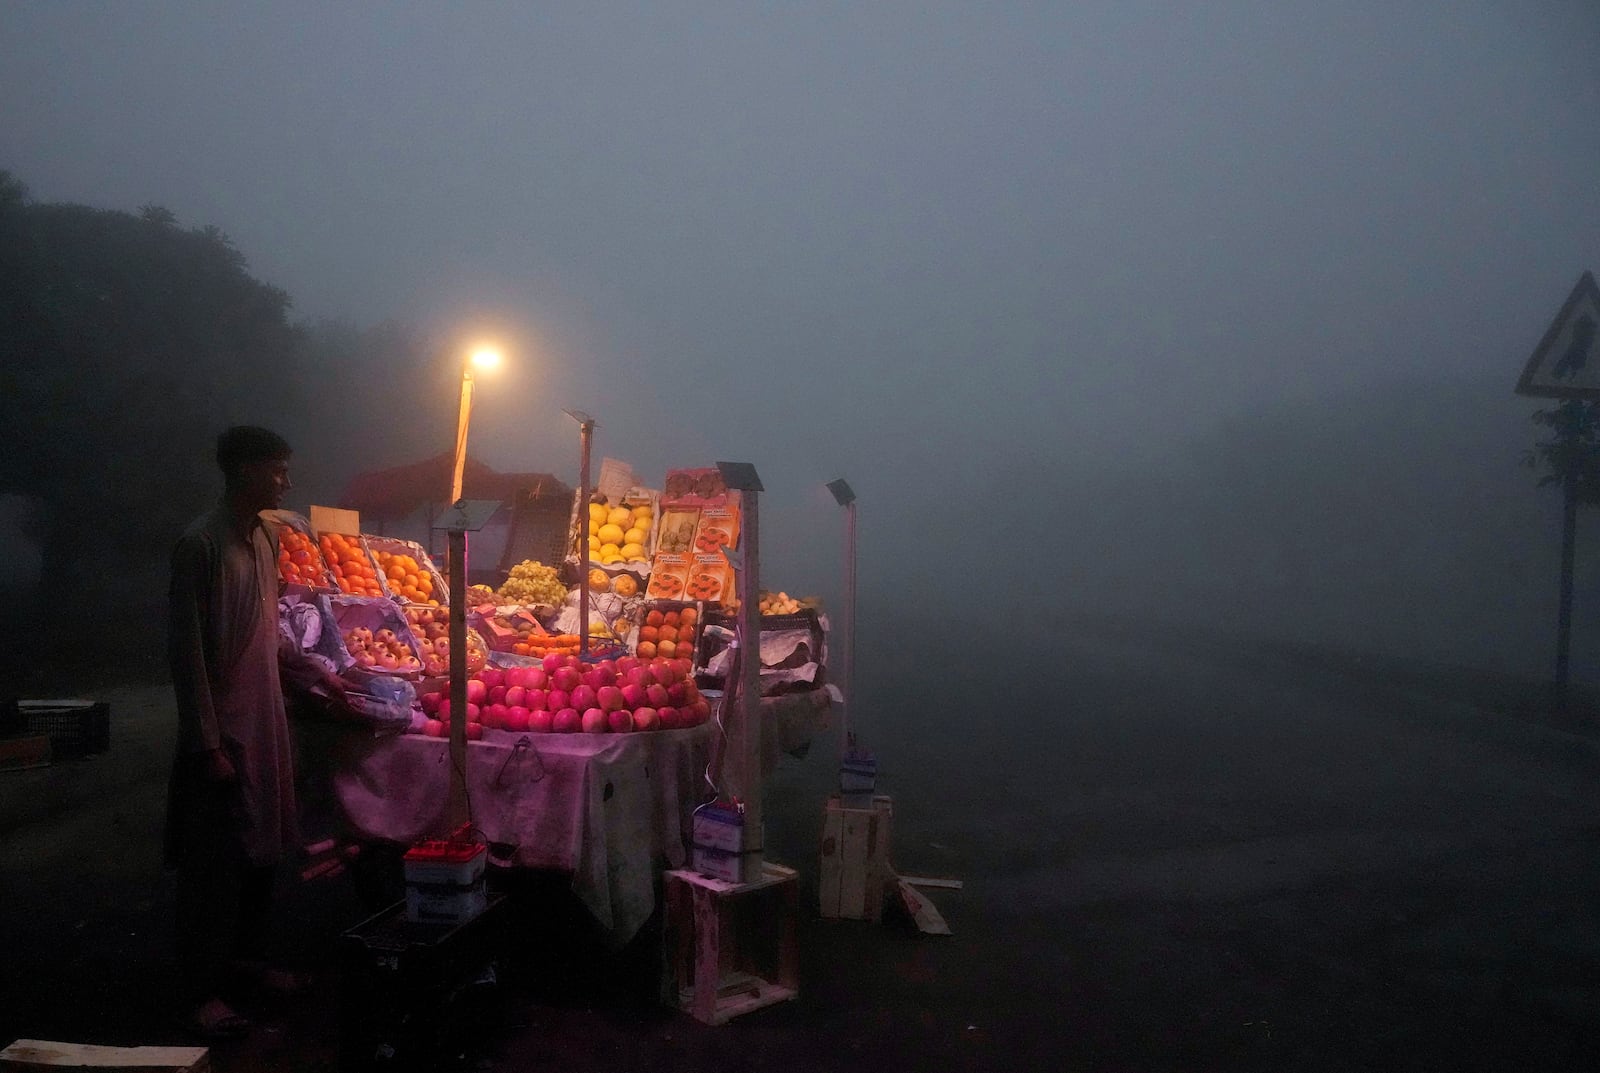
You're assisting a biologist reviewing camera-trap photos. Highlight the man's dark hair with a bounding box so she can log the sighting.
[216,426,291,483]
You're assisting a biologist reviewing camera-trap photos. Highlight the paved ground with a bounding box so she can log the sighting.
[3,620,1599,1071]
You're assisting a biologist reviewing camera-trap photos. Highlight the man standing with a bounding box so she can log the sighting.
[165,426,304,1038]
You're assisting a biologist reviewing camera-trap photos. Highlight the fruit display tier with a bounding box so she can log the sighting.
[411,653,710,738]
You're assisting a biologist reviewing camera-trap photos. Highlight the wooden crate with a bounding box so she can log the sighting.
[819,794,893,922]
[664,863,799,1026]
[1,1040,208,1072]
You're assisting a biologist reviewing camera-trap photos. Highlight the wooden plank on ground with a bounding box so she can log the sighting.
[1,1040,209,1072]
[898,875,964,890]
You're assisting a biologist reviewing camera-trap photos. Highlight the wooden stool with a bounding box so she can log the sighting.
[664,863,799,1025]
[819,794,894,921]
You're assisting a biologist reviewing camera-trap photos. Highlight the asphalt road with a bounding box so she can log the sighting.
[3,621,1598,1071]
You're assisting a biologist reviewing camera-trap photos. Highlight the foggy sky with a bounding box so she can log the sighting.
[5,2,1600,662]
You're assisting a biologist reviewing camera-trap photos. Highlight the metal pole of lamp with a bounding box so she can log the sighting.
[443,347,500,832]
[445,366,476,831]
[717,461,765,878]
[826,479,856,763]
[564,409,596,657]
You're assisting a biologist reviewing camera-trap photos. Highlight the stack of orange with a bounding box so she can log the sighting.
[512,633,583,659]
[319,533,384,597]
[635,605,698,660]
[277,528,330,588]
[374,549,439,606]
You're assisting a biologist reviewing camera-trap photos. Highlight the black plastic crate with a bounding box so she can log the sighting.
[17,700,110,758]
[339,893,510,1071]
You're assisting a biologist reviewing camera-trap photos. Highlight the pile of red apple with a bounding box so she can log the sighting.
[414,652,711,738]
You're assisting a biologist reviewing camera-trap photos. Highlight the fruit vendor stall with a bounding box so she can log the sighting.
[276,463,833,945]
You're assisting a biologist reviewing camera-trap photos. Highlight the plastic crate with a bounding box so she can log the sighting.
[17,700,109,758]
[339,894,510,1070]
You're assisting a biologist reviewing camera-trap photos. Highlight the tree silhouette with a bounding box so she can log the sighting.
[0,172,303,676]
[1526,400,1600,502]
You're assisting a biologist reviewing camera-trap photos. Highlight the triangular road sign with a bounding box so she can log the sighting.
[1516,270,1600,398]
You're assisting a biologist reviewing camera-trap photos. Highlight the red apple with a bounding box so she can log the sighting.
[580,670,604,692]
[657,706,681,730]
[581,707,608,733]
[608,709,635,733]
[563,654,583,671]
[466,679,487,706]
[528,708,553,733]
[437,697,451,720]
[423,718,446,737]
[552,707,581,733]
[506,706,530,732]
[525,667,548,690]
[465,702,481,723]
[541,652,565,674]
[553,666,581,693]
[480,668,505,691]
[632,707,659,731]
[597,659,619,681]
[484,703,508,728]
[646,683,670,709]
[667,682,688,707]
[466,721,483,741]
[570,684,598,712]
[621,683,647,710]
[504,685,527,710]
[546,689,570,713]
[616,656,639,675]
[420,691,442,715]
[689,698,712,725]
[597,685,624,712]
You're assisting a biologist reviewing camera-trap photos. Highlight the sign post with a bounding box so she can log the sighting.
[437,498,502,832]
[717,461,764,879]
[1515,271,1600,707]
[564,409,597,656]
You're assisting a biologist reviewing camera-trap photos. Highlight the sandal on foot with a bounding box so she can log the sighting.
[182,997,251,1040]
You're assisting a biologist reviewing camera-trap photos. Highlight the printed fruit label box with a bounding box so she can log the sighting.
[652,505,700,556]
[646,554,691,600]
[661,466,730,506]
[692,504,740,556]
[685,554,733,603]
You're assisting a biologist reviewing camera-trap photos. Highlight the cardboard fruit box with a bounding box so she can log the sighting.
[363,534,447,607]
[325,595,428,680]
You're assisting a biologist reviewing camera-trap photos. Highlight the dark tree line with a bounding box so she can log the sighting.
[0,170,446,683]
